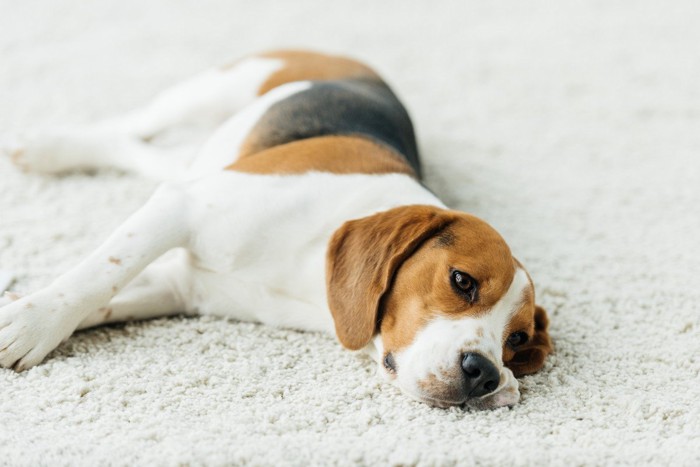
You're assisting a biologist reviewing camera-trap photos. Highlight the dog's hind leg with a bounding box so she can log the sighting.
[2,56,285,180]
[111,57,285,141]
[0,182,191,370]
[6,129,197,181]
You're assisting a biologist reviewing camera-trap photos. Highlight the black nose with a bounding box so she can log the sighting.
[461,352,500,397]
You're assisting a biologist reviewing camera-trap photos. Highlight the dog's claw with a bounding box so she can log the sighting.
[10,147,27,170]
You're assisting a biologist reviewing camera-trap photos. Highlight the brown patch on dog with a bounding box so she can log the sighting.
[108,257,122,266]
[476,327,484,338]
[99,307,113,319]
[379,214,515,353]
[503,302,553,377]
[255,50,381,96]
[499,266,553,376]
[225,51,421,176]
[504,259,553,368]
[228,135,415,177]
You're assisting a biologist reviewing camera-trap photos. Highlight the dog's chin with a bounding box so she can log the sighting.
[395,383,466,409]
[420,394,518,410]
[419,395,466,409]
[389,367,521,410]
[399,384,521,410]
[465,386,521,410]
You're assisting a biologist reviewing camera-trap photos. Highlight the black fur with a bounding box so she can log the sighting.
[247,78,422,177]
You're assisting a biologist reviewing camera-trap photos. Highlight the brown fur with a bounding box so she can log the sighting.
[380,218,516,352]
[501,262,553,376]
[326,206,456,350]
[503,305,553,377]
[417,368,466,406]
[255,50,381,96]
[227,136,415,177]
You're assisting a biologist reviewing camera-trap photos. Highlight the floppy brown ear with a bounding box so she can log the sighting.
[506,305,553,377]
[326,205,454,350]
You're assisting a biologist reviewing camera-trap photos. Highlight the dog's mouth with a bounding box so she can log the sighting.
[397,383,467,408]
[398,376,519,410]
[420,392,518,410]
[419,395,467,409]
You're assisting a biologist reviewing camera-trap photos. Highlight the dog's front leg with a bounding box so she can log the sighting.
[76,249,192,330]
[0,183,191,371]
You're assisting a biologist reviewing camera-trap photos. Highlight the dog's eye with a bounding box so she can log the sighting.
[451,270,478,303]
[507,331,529,348]
[384,352,396,373]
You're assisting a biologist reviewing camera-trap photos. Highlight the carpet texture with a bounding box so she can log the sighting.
[1,1,699,465]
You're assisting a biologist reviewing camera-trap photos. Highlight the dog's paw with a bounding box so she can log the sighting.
[0,292,76,371]
[2,131,77,174]
[0,136,27,171]
[2,127,115,174]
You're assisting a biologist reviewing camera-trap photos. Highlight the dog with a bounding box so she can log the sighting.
[0,50,552,409]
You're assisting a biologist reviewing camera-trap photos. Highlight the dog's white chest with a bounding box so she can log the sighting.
[180,171,443,332]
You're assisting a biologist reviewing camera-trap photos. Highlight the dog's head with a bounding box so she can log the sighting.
[326,205,552,409]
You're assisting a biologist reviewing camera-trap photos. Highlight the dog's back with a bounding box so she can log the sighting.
[227,51,421,178]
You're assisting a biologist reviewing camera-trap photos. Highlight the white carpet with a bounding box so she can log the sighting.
[1,0,699,465]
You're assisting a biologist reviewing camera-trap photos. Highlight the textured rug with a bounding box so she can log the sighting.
[1,0,699,465]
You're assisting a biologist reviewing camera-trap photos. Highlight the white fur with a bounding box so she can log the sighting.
[0,183,191,369]
[184,171,445,329]
[0,168,444,370]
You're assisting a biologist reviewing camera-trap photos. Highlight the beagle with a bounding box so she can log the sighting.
[0,50,552,409]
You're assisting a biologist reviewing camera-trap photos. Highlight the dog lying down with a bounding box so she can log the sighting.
[0,50,552,409]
